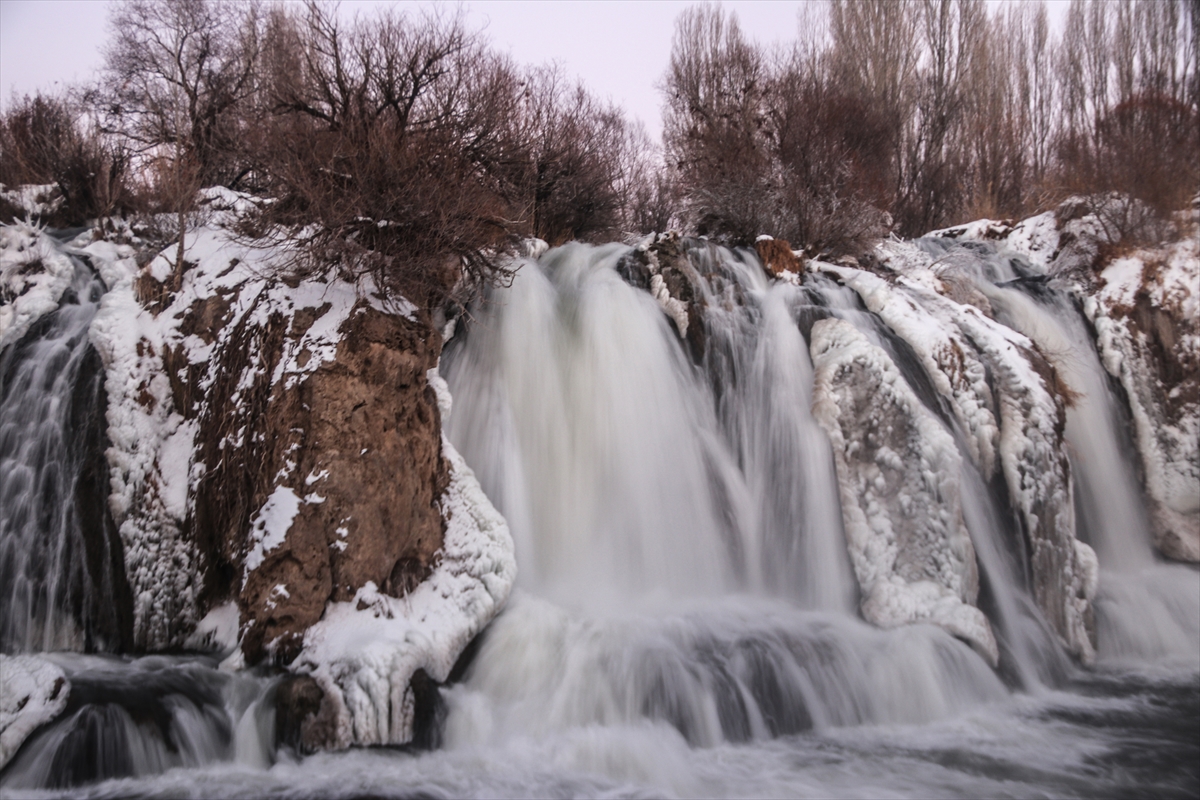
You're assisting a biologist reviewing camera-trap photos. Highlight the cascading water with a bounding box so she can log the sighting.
[0,258,128,654]
[0,654,275,790]
[918,236,1200,665]
[438,241,1037,750]
[0,240,275,792]
[2,231,1196,797]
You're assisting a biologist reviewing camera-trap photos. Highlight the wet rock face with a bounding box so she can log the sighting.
[617,234,708,363]
[181,289,448,665]
[236,307,448,664]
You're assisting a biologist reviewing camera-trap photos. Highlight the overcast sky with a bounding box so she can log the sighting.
[0,1,1070,143]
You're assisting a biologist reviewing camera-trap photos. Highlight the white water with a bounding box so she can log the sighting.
[2,237,1196,797]
[0,260,116,653]
[926,238,1200,667]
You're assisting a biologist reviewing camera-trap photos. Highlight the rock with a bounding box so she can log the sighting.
[274,674,340,754]
[232,304,448,664]
[285,404,516,749]
[616,234,708,364]
[1087,232,1200,562]
[0,655,69,770]
[810,318,999,665]
[754,237,802,277]
[834,243,1097,663]
[88,223,451,656]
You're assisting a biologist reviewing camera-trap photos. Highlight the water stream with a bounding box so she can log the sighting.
[1,236,1196,797]
[0,259,127,654]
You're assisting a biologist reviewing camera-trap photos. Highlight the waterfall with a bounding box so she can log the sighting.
[0,654,274,789]
[443,242,863,610]
[444,243,740,604]
[439,241,1021,746]
[920,237,1200,665]
[2,226,1196,796]
[0,258,128,654]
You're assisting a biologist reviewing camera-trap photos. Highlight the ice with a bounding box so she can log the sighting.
[0,224,78,350]
[0,655,69,770]
[809,318,998,665]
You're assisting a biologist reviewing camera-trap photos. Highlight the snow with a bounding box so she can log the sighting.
[87,243,200,650]
[927,218,1013,242]
[0,655,69,770]
[929,212,1060,273]
[1003,212,1059,271]
[1086,234,1200,558]
[650,273,689,339]
[0,184,63,219]
[1098,257,1143,308]
[244,486,303,578]
[0,223,78,350]
[183,602,240,653]
[520,238,550,260]
[290,367,517,748]
[82,204,414,648]
[809,318,999,666]
[818,257,999,479]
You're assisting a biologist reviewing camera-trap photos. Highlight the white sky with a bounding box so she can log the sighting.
[0,0,1071,144]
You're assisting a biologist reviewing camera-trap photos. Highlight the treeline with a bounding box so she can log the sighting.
[1,0,1197,302]
[666,0,1199,255]
[0,0,663,303]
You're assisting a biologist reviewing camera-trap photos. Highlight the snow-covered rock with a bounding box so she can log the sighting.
[81,195,463,664]
[87,239,201,650]
[1086,233,1200,562]
[810,318,998,666]
[0,223,77,350]
[285,369,516,750]
[0,655,69,770]
[0,184,63,223]
[817,245,1097,662]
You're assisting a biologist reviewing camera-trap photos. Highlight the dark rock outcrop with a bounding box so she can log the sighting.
[754,238,802,277]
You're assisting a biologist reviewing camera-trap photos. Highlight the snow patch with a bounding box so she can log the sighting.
[0,224,78,350]
[244,487,303,578]
[0,655,69,770]
[650,273,689,339]
[183,602,240,653]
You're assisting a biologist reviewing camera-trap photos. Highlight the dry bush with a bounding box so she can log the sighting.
[0,93,133,225]
[248,3,526,308]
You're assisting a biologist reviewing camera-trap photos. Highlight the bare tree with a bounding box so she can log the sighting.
[512,66,633,244]
[99,0,262,187]
[0,92,132,225]
[251,2,529,307]
[663,3,773,243]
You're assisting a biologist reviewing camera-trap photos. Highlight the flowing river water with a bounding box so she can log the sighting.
[1,237,1196,798]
